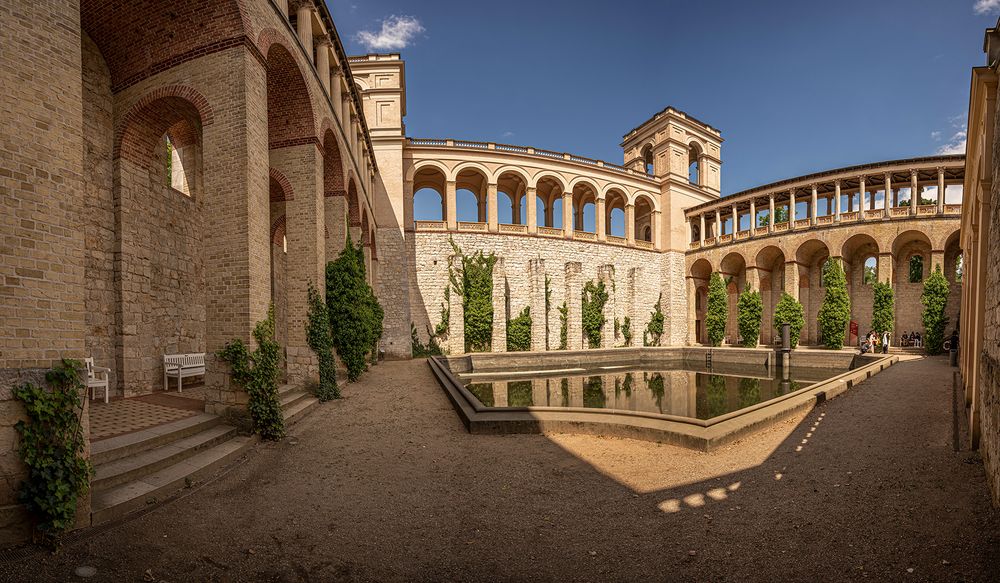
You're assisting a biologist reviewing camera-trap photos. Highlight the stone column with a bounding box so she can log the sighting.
[316,40,331,93]
[598,265,615,348]
[784,260,799,301]
[768,193,775,231]
[476,193,486,223]
[447,255,464,354]
[834,181,842,222]
[331,70,343,112]
[526,186,538,233]
[789,189,797,230]
[565,262,583,350]
[858,176,867,220]
[714,208,722,241]
[731,204,738,235]
[491,258,506,352]
[296,5,314,63]
[626,204,636,245]
[596,197,607,241]
[749,198,756,236]
[937,167,946,214]
[445,180,457,229]
[487,182,499,232]
[810,184,818,225]
[686,277,698,345]
[652,210,662,250]
[562,191,573,238]
[511,192,522,225]
[529,259,547,352]
[884,173,892,218]
[910,170,919,216]
[877,253,893,284]
[699,213,706,245]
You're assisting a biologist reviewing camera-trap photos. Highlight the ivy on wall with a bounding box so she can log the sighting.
[921,265,950,354]
[411,323,444,357]
[643,294,665,347]
[737,286,763,347]
[449,239,498,353]
[13,359,92,545]
[218,305,284,440]
[558,301,568,350]
[773,292,805,348]
[326,238,384,381]
[305,282,339,401]
[871,281,895,335]
[582,280,609,348]
[818,259,851,349]
[706,272,728,347]
[544,275,552,350]
[507,306,532,352]
[620,316,632,347]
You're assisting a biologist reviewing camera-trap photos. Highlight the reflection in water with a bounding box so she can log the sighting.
[461,363,844,421]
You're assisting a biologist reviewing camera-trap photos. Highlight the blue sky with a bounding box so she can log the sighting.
[330,0,996,209]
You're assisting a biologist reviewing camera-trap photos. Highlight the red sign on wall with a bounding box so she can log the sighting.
[849,321,859,345]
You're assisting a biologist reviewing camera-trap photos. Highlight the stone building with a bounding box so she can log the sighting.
[0,0,969,544]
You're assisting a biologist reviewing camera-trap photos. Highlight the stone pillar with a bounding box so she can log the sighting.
[746,266,760,290]
[526,186,538,234]
[877,253,894,284]
[810,184,818,225]
[445,180,457,229]
[596,197,607,241]
[686,277,698,345]
[884,173,892,218]
[529,259,547,351]
[937,167,946,214]
[789,189,797,230]
[316,40,331,93]
[562,191,573,238]
[565,262,583,350]
[598,265,615,348]
[699,213,706,245]
[858,176,867,220]
[749,199,756,236]
[910,170,919,216]
[714,208,722,241]
[477,193,487,223]
[574,202,584,232]
[296,5,314,63]
[834,181,842,222]
[768,193,775,231]
[447,255,464,354]
[626,204,636,245]
[491,258,506,352]
[487,182,499,232]
[652,209,662,250]
[731,205,738,235]
[784,260,799,301]
[331,70,342,111]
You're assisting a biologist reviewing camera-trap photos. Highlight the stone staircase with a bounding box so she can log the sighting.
[89,385,319,525]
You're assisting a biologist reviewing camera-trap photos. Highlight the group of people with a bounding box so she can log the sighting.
[860,330,891,355]
[898,330,923,348]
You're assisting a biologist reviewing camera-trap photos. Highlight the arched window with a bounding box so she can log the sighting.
[688,143,702,186]
[955,254,964,283]
[908,254,924,283]
[642,144,654,176]
[162,134,197,196]
[863,256,877,285]
[643,226,652,242]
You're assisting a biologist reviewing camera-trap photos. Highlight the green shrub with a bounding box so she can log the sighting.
[921,265,950,354]
[621,316,632,346]
[818,259,851,349]
[737,286,763,347]
[643,294,665,346]
[871,281,894,336]
[706,272,728,347]
[218,305,284,440]
[558,301,568,349]
[773,292,805,348]
[411,324,443,357]
[305,282,339,402]
[326,238,384,381]
[507,306,532,352]
[582,280,609,348]
[13,359,92,544]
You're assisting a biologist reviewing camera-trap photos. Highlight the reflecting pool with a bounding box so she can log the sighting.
[460,363,847,421]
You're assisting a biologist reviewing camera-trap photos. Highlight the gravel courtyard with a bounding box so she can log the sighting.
[2,355,998,582]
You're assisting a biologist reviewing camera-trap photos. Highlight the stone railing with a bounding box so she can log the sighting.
[773,222,789,232]
[574,230,598,241]
[840,211,860,222]
[607,235,627,246]
[864,209,884,220]
[499,223,527,234]
[719,234,733,244]
[537,226,562,238]
[817,215,833,225]
[945,204,962,214]
[736,230,750,240]
[917,205,937,216]
[415,220,447,231]
[891,207,909,217]
[457,221,488,232]
[635,239,655,250]
[794,219,810,228]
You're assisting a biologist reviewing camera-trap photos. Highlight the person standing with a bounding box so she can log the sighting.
[882,330,890,354]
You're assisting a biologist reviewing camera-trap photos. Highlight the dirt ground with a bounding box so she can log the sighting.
[2,355,998,582]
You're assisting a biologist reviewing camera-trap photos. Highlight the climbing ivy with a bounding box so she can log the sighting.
[218,305,284,440]
[449,239,498,353]
[737,285,763,347]
[558,301,568,349]
[582,280,609,348]
[818,259,851,349]
[773,292,805,348]
[871,281,894,336]
[326,238,384,381]
[921,265,950,354]
[544,275,552,350]
[507,306,532,352]
[620,316,632,347]
[13,359,92,544]
[706,272,728,347]
[305,282,339,402]
[643,294,665,346]
[410,323,443,357]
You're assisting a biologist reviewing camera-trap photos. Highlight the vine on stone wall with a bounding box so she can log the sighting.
[305,282,339,401]
[218,305,284,440]
[544,275,552,350]
[706,273,728,347]
[737,285,763,347]
[620,316,632,347]
[448,239,498,353]
[921,265,950,354]
[558,301,568,349]
[507,306,532,352]
[643,294,665,346]
[582,280,609,348]
[411,323,444,357]
[326,238,384,381]
[13,359,92,545]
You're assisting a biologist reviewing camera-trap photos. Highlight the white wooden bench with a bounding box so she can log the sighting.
[163,353,206,393]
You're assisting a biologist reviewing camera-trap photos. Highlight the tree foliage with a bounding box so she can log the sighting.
[871,281,894,335]
[921,265,950,354]
[506,306,532,352]
[705,272,728,347]
[757,206,789,227]
[326,238,384,381]
[773,292,805,348]
[582,280,609,348]
[818,259,851,349]
[13,359,92,544]
[218,305,284,440]
[643,294,665,346]
[737,286,763,347]
[908,255,924,283]
[305,282,339,401]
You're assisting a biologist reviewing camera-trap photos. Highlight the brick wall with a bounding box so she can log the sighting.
[978,99,1000,506]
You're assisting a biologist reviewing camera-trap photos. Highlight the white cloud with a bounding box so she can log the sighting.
[937,130,967,155]
[501,131,515,139]
[975,0,1000,14]
[355,15,424,51]
[930,131,942,141]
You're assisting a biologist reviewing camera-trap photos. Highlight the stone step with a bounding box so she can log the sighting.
[90,413,221,466]
[279,389,310,409]
[91,436,254,526]
[92,424,237,491]
[283,395,319,427]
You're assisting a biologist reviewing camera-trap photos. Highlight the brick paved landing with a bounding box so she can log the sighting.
[90,397,200,442]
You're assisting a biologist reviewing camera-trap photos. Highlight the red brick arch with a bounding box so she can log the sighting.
[269,167,294,202]
[114,85,214,166]
[271,215,286,246]
[260,29,317,150]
